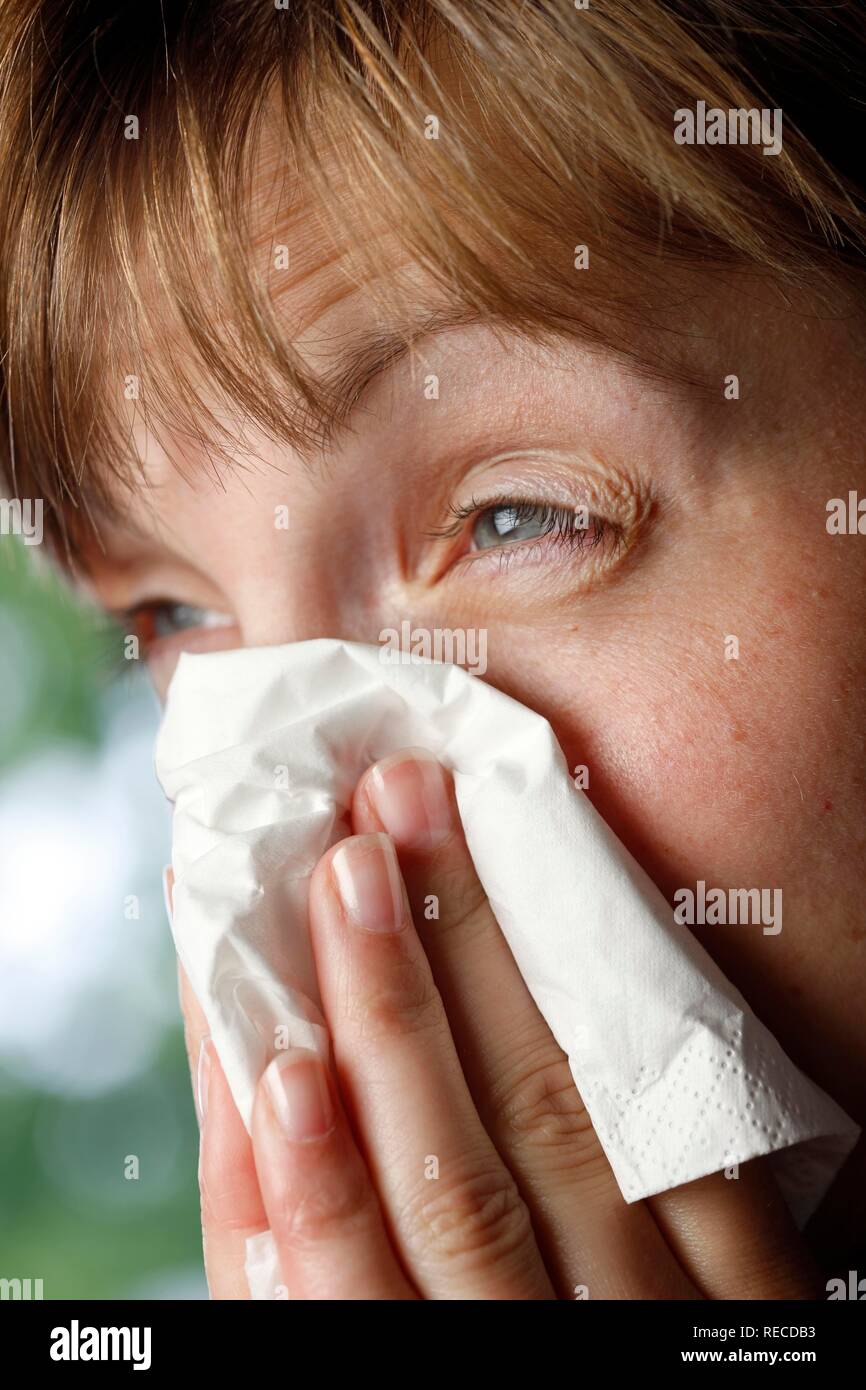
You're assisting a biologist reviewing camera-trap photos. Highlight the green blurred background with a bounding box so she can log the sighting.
[0,538,206,1298]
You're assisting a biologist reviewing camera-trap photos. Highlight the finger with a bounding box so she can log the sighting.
[309,831,554,1299]
[352,751,695,1299]
[167,870,210,1104]
[176,956,210,1107]
[197,1036,269,1299]
[174,874,408,1302]
[649,1159,822,1299]
[173,879,267,1300]
[251,1046,416,1300]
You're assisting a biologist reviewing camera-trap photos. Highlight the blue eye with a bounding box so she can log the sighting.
[127,600,233,648]
[430,494,618,569]
[467,499,602,554]
[148,602,218,637]
[472,502,564,549]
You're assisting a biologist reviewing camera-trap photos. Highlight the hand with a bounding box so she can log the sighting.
[176,749,821,1299]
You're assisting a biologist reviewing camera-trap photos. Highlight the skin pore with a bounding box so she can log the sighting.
[79,112,866,1264]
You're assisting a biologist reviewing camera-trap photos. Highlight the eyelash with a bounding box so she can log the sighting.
[124,599,185,644]
[113,496,621,661]
[430,494,621,570]
[119,600,231,655]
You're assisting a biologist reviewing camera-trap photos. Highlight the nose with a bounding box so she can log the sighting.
[228,550,380,652]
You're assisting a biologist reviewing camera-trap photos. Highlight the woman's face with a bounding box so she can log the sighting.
[83,173,866,1130]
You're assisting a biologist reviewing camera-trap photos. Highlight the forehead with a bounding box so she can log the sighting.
[247,102,418,346]
[98,143,486,560]
[118,96,466,473]
[88,77,734,561]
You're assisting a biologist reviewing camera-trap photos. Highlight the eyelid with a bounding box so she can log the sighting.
[117,600,237,664]
[122,599,233,626]
[428,493,603,542]
[454,510,622,578]
[424,462,649,587]
[434,458,647,538]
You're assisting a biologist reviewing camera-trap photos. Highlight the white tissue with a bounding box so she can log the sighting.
[155,639,858,1299]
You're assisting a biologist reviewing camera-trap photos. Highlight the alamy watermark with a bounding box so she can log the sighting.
[674,101,783,157]
[674,880,782,935]
[0,1276,43,1299]
[826,491,866,534]
[0,497,43,546]
[827,1270,865,1299]
[50,1320,151,1370]
[379,622,488,676]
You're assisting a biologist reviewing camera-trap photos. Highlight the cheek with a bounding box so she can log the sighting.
[488,563,866,910]
[575,665,799,888]
[468,520,866,1114]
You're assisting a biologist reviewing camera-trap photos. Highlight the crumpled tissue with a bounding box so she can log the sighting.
[154,639,858,1298]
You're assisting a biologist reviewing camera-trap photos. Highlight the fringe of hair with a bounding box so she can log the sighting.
[0,0,863,560]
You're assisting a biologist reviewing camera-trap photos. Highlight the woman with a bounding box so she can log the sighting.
[1,0,864,1298]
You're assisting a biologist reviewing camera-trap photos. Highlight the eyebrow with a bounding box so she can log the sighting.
[80,304,506,562]
[307,303,695,453]
[306,302,499,450]
[87,303,677,567]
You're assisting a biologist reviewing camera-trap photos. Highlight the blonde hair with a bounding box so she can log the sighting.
[1,0,864,559]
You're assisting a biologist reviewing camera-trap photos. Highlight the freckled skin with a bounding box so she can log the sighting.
[82,151,866,1250]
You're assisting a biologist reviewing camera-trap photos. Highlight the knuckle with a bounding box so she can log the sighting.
[498,1049,607,1174]
[408,1162,534,1266]
[347,959,447,1042]
[274,1162,378,1251]
[427,869,489,940]
[200,1177,264,1235]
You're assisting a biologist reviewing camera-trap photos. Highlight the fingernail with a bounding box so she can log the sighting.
[367,748,453,851]
[331,833,406,932]
[265,1049,336,1142]
[196,1036,212,1127]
